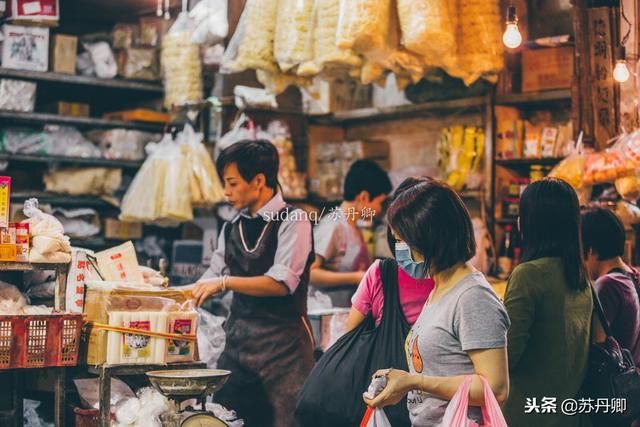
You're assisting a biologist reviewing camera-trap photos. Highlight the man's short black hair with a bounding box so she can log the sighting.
[387,180,475,275]
[343,159,392,201]
[216,140,280,191]
[581,206,626,260]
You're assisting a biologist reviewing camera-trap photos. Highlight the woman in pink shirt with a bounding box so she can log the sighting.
[346,177,435,331]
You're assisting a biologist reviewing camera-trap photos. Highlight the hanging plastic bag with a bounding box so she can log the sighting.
[22,198,72,263]
[160,142,193,222]
[441,376,508,427]
[360,406,392,427]
[336,0,389,55]
[161,11,203,109]
[216,114,255,158]
[297,0,362,78]
[196,307,226,368]
[221,0,279,73]
[189,0,229,46]
[178,124,224,207]
[396,0,456,68]
[274,0,315,72]
[120,136,172,223]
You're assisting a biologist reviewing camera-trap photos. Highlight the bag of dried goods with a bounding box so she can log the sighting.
[222,0,279,73]
[256,69,311,95]
[161,12,203,109]
[336,0,390,55]
[178,125,224,207]
[397,0,456,68]
[452,0,504,85]
[297,0,362,78]
[120,136,172,223]
[274,0,314,72]
[615,175,640,201]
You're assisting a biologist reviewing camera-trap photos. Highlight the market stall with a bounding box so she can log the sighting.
[1,0,639,425]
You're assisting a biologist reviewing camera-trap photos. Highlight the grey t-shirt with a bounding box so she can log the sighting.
[311,210,370,307]
[405,271,510,426]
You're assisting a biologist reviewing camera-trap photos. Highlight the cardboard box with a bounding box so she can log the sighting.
[104,219,143,240]
[349,140,390,159]
[50,34,77,74]
[1,24,49,71]
[522,47,574,92]
[83,283,192,365]
[53,101,89,117]
[6,0,59,24]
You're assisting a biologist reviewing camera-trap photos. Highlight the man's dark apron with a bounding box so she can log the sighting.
[215,208,315,427]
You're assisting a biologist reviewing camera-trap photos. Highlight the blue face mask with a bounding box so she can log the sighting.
[395,242,427,279]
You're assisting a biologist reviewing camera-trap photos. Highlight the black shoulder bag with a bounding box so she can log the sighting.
[295,259,411,427]
[583,285,640,425]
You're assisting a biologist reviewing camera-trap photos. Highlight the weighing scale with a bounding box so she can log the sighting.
[146,369,232,427]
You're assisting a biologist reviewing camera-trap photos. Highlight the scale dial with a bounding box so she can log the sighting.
[181,413,228,427]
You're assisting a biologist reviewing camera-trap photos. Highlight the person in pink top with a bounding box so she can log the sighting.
[346,177,435,331]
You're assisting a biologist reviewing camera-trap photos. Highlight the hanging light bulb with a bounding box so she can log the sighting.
[613,46,630,83]
[503,5,522,49]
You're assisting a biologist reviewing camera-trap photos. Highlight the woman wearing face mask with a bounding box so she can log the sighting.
[346,177,435,331]
[364,179,510,426]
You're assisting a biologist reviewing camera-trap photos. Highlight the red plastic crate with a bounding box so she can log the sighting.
[0,314,83,369]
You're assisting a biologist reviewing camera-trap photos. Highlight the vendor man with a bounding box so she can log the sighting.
[192,140,315,427]
[310,159,391,307]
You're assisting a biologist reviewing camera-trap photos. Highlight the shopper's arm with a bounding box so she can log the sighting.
[346,307,367,331]
[363,347,509,408]
[310,255,365,287]
[503,264,537,370]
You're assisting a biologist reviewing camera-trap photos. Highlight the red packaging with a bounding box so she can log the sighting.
[7,0,59,24]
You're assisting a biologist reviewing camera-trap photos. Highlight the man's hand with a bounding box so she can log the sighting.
[191,278,223,307]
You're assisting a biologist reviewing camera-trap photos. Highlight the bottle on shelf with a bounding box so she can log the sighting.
[497,225,516,279]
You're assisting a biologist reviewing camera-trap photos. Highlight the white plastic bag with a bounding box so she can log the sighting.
[22,198,72,263]
[189,0,228,46]
[215,114,254,158]
[197,307,226,368]
[83,42,117,78]
[361,407,392,427]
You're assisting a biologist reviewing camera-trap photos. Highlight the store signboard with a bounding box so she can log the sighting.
[588,7,617,146]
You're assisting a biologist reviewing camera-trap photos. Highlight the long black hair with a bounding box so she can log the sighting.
[519,177,587,291]
[387,179,476,275]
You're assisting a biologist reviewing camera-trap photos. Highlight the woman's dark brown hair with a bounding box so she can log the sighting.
[386,179,476,275]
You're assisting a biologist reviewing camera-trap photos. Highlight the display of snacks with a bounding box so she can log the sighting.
[583,151,634,186]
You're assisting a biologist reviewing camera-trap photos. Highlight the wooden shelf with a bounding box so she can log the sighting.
[309,96,489,124]
[70,237,125,249]
[0,262,69,271]
[11,192,119,209]
[0,153,143,169]
[0,111,164,132]
[495,217,518,225]
[496,157,564,168]
[0,68,163,94]
[496,89,571,107]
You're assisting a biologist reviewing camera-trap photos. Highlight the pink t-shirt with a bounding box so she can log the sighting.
[351,260,435,326]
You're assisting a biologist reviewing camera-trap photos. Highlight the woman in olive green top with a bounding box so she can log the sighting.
[503,178,593,427]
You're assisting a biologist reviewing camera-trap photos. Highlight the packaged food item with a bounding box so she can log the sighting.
[584,151,632,185]
[1,24,49,71]
[529,165,545,182]
[161,12,203,108]
[540,127,559,158]
[397,0,454,64]
[6,0,59,24]
[15,223,29,262]
[297,0,362,77]
[179,125,225,207]
[50,34,77,74]
[523,123,541,158]
[336,0,389,55]
[0,244,17,261]
[107,311,169,365]
[615,175,640,201]
[138,16,170,47]
[166,311,198,363]
[0,177,11,228]
[1,224,16,243]
[113,23,138,49]
[273,0,314,72]
[221,0,278,73]
[0,79,36,112]
[118,48,159,81]
[95,241,144,283]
